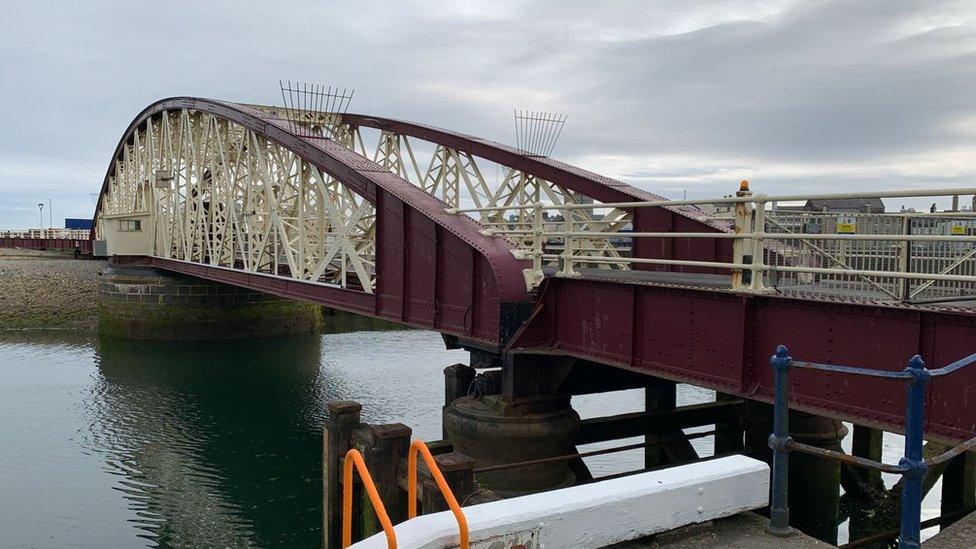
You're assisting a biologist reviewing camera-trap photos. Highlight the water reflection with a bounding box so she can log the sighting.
[90,334,325,547]
[3,326,936,547]
[0,328,468,548]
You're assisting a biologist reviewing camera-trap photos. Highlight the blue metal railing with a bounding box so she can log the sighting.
[767,345,976,548]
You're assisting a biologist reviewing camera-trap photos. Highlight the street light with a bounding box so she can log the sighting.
[47,198,52,229]
[37,203,44,231]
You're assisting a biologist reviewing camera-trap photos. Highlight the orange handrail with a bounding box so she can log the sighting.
[407,440,470,549]
[342,449,397,549]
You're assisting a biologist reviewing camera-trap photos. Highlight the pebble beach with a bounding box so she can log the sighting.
[0,249,105,331]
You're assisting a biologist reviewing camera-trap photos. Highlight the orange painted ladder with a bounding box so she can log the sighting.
[342,448,397,548]
[341,440,469,549]
[408,440,469,548]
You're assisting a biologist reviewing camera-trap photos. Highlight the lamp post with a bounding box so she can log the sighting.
[47,198,52,229]
[38,203,44,231]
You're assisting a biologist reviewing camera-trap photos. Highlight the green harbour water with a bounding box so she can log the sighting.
[0,326,945,547]
[0,329,469,548]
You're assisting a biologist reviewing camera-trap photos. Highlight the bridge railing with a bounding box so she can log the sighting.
[0,236,94,254]
[447,185,976,302]
[761,209,976,301]
[766,345,976,548]
[0,229,91,240]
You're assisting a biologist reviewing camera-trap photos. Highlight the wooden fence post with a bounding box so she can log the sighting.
[646,379,697,467]
[353,423,412,538]
[420,452,476,514]
[941,450,976,528]
[714,392,744,454]
[323,401,362,549]
[444,364,476,438]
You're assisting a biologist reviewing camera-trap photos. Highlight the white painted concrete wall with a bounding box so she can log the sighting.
[352,454,769,549]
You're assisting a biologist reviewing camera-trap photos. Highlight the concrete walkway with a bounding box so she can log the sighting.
[352,456,770,549]
[923,511,976,548]
[611,512,828,548]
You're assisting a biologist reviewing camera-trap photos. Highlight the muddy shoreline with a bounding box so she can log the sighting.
[0,250,406,334]
[0,249,106,332]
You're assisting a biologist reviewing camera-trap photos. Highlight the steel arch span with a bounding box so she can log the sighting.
[93,98,538,349]
[93,97,730,350]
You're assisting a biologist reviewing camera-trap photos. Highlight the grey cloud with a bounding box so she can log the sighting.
[558,1,976,161]
[0,0,974,227]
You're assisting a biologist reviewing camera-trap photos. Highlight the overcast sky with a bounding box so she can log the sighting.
[1,0,974,228]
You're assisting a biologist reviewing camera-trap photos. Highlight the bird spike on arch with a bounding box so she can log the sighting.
[513,109,567,157]
[278,80,355,139]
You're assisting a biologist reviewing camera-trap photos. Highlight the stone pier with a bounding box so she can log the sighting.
[98,264,321,339]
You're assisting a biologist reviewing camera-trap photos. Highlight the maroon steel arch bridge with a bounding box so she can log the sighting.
[80,97,976,444]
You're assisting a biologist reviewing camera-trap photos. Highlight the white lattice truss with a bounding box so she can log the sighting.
[99,109,376,292]
[243,104,631,268]
[98,105,634,298]
[360,125,630,267]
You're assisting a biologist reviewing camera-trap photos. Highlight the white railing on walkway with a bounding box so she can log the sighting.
[447,183,976,303]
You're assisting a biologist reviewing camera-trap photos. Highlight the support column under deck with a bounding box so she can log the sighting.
[745,401,847,545]
[645,379,698,467]
[941,451,976,528]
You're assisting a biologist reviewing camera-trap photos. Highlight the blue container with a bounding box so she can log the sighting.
[64,218,93,230]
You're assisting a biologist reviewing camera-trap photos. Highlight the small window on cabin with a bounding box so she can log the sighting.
[119,219,142,232]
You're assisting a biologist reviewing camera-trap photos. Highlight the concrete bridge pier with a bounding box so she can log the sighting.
[98,262,321,339]
[440,355,734,498]
[442,355,582,498]
[443,393,580,498]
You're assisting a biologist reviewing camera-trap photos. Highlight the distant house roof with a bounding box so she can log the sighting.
[803,198,885,213]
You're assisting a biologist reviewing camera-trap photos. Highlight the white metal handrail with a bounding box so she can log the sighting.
[445,187,976,214]
[486,230,976,243]
[448,182,976,301]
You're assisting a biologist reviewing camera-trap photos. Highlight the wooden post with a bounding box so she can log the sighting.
[419,452,475,514]
[645,379,697,467]
[714,392,744,454]
[353,423,412,538]
[851,425,884,488]
[323,401,362,549]
[443,364,476,438]
[845,425,886,542]
[940,450,976,528]
[645,379,675,467]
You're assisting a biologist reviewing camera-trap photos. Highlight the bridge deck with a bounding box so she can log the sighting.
[556,267,734,290]
[511,271,976,444]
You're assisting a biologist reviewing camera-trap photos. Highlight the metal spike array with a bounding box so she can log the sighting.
[278,80,355,138]
[513,109,567,157]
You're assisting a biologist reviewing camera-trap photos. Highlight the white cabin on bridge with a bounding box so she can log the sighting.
[99,212,151,256]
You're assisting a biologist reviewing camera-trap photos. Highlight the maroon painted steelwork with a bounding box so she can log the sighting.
[93,98,533,349]
[507,276,976,443]
[342,114,733,272]
[0,237,93,253]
